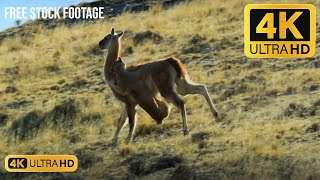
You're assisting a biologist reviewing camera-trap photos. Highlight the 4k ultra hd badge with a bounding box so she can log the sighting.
[244,4,316,58]
[5,155,78,172]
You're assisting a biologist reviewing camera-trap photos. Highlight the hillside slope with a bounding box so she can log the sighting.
[1,0,320,179]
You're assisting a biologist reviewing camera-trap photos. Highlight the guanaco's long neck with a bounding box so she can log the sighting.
[104,40,121,80]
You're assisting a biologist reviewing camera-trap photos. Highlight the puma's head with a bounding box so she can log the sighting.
[111,57,126,72]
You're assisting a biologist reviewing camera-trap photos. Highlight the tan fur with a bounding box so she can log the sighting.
[99,28,219,145]
[110,57,152,95]
[99,29,172,144]
[165,57,187,78]
[111,57,171,124]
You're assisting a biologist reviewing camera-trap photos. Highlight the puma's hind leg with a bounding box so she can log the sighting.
[153,96,171,124]
[134,88,170,124]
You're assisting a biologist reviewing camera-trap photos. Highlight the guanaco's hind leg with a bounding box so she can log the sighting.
[160,80,189,136]
[112,106,128,146]
[177,77,219,118]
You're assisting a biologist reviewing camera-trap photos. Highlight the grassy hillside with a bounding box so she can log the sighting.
[1,0,320,179]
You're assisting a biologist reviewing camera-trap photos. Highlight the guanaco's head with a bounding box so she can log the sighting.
[111,57,126,72]
[98,28,124,50]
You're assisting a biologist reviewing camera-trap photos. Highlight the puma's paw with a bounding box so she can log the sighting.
[156,119,163,125]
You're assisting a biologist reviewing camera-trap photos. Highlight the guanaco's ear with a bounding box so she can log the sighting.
[111,28,115,35]
[117,31,124,38]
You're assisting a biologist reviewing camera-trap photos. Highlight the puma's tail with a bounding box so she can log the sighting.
[165,57,187,78]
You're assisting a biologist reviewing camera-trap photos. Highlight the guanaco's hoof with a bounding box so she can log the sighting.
[111,139,118,147]
[183,129,189,136]
[214,111,219,118]
[126,138,133,144]
[215,112,226,122]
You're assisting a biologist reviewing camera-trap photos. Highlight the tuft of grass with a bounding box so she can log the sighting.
[118,143,137,157]
[149,2,163,15]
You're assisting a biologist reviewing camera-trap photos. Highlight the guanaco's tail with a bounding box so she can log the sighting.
[165,57,187,78]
